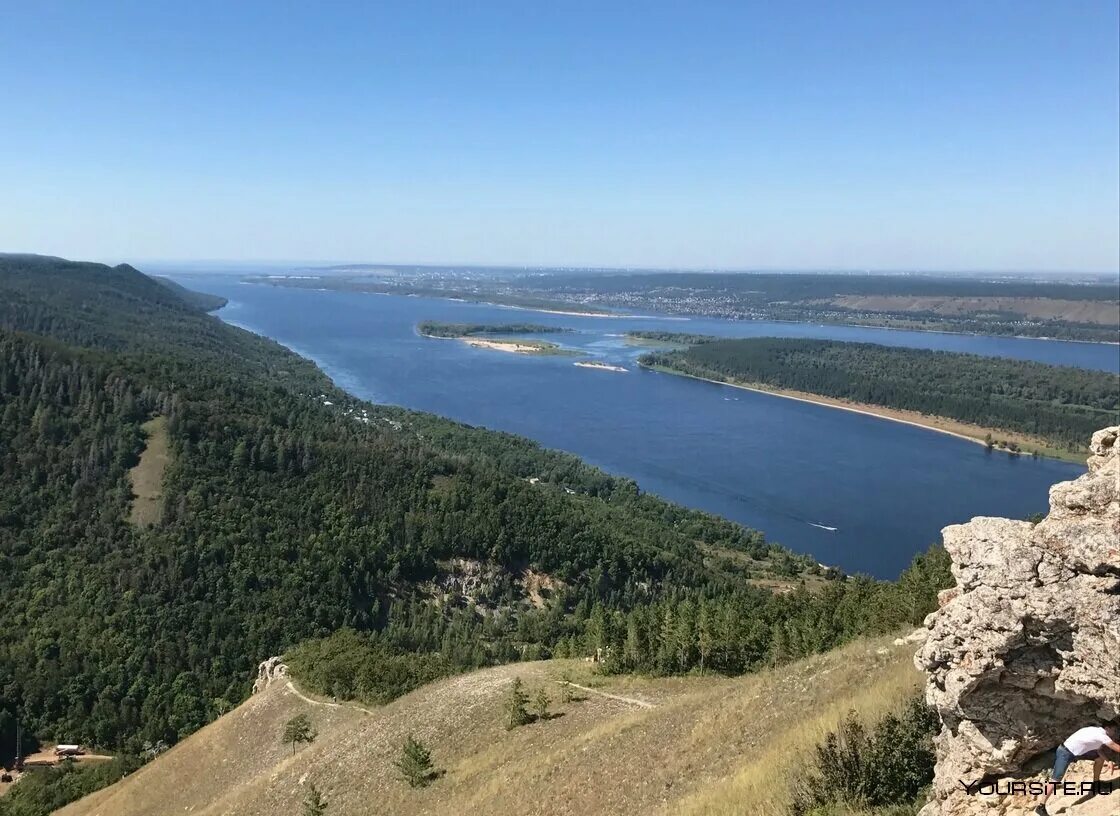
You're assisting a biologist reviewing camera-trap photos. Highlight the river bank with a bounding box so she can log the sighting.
[419,330,574,356]
[640,363,1085,463]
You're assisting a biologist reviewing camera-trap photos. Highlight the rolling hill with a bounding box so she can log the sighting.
[58,636,923,816]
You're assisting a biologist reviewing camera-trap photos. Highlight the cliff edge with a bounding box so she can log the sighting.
[916,426,1120,815]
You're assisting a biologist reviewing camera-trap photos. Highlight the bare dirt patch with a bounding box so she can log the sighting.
[521,568,561,609]
[20,748,114,767]
[128,416,170,526]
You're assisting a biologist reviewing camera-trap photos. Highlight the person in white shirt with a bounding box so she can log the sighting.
[1036,723,1120,815]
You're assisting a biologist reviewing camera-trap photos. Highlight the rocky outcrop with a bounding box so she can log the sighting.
[252,656,288,694]
[916,427,1120,815]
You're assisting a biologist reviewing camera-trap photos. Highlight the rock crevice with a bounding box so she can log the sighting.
[916,427,1120,815]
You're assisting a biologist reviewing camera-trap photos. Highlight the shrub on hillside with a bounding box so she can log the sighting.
[789,697,938,815]
[303,782,328,815]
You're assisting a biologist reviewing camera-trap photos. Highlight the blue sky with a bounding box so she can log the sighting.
[1,2,1117,271]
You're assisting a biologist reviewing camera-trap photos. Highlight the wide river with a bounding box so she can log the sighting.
[167,273,1116,578]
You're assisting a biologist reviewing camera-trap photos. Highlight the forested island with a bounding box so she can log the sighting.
[417,321,575,354]
[0,255,956,813]
[416,321,569,338]
[625,330,717,346]
[641,338,1120,459]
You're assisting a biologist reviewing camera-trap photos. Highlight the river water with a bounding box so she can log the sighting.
[166,273,1109,578]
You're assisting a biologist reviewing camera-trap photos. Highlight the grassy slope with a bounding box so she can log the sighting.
[57,635,921,816]
[127,416,170,526]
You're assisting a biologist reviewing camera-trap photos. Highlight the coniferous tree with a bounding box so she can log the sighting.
[504,677,530,730]
[394,734,436,788]
[533,687,550,722]
[559,673,574,704]
[697,602,713,675]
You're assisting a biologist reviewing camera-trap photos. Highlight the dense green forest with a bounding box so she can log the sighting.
[0,254,813,759]
[641,338,1119,453]
[0,256,951,812]
[416,321,569,338]
[0,757,140,816]
[288,544,949,706]
[151,276,227,312]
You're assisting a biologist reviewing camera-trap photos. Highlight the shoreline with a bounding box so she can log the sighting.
[419,330,571,356]
[443,298,616,318]
[240,279,1119,347]
[575,361,628,372]
[642,364,1085,463]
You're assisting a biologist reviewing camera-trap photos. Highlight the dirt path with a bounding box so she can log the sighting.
[562,682,655,709]
[284,681,373,715]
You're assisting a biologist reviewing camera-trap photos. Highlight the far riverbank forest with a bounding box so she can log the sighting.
[640,337,1119,456]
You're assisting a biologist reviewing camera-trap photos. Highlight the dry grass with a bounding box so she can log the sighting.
[127,416,170,525]
[55,676,363,816]
[59,636,923,816]
[670,640,922,816]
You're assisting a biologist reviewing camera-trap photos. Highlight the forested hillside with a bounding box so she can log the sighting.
[0,256,949,779]
[151,276,228,312]
[642,338,1119,453]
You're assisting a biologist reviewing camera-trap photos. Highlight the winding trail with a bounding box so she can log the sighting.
[562,681,655,709]
[284,680,373,715]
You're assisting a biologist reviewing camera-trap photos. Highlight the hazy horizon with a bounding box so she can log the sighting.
[5,251,1118,279]
[86,257,1120,279]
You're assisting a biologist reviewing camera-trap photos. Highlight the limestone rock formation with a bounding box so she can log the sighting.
[252,656,289,694]
[916,426,1120,815]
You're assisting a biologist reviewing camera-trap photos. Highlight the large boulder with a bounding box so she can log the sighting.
[252,656,289,694]
[916,427,1120,815]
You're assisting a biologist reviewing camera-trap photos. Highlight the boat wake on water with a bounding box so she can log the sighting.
[808,522,838,532]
